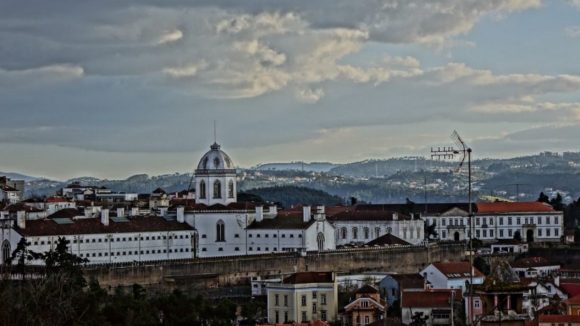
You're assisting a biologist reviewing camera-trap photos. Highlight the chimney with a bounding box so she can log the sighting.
[159,207,168,216]
[392,212,398,220]
[84,209,92,219]
[256,206,264,222]
[16,210,26,229]
[101,208,109,226]
[49,204,56,214]
[303,205,311,223]
[269,205,278,215]
[131,207,140,216]
[316,206,325,220]
[177,206,185,223]
[117,207,125,218]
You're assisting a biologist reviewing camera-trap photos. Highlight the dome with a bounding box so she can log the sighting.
[196,142,235,172]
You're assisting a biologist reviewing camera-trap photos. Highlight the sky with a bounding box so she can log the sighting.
[1,0,580,180]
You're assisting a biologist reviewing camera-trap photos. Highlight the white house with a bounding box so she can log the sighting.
[421,262,485,293]
[511,257,560,278]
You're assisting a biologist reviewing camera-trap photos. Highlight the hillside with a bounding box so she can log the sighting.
[240,185,345,208]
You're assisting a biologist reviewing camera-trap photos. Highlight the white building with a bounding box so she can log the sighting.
[421,262,485,293]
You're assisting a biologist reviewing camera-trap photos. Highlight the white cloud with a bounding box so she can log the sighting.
[565,26,580,38]
[163,60,207,77]
[296,88,324,103]
[158,29,183,44]
[0,64,83,89]
[566,0,580,10]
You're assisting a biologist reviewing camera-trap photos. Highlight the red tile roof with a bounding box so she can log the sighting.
[283,272,334,284]
[15,215,194,237]
[0,185,19,192]
[247,212,316,230]
[476,202,554,213]
[327,211,411,221]
[46,196,68,203]
[46,208,83,219]
[539,315,580,322]
[511,257,559,269]
[431,262,484,278]
[401,291,453,308]
[356,285,378,294]
[3,203,44,212]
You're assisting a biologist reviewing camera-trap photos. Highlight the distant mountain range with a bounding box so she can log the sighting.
[0,172,42,182]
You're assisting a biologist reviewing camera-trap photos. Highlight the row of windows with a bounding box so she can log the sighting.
[32,234,189,246]
[79,247,190,257]
[439,216,560,226]
[340,227,393,240]
[198,180,235,199]
[275,294,327,307]
[200,247,282,252]
[249,233,301,238]
[441,228,561,239]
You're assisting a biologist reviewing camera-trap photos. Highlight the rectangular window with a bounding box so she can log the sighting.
[290,234,294,238]
[476,230,480,238]
[234,234,239,238]
[500,230,504,237]
[249,234,253,238]
[257,234,261,238]
[555,228,559,236]
[302,312,307,322]
[442,218,446,226]
[555,217,559,225]
[508,217,512,225]
[235,247,239,251]
[312,302,317,313]
[284,312,288,323]
[508,230,513,237]
[302,295,307,306]
[275,311,279,324]
[364,316,370,325]
[517,217,521,225]
[321,310,327,321]
[275,294,279,306]
[546,216,551,224]
[475,300,480,308]
[249,247,253,251]
[476,218,480,226]
[490,230,494,238]
[312,291,317,299]
[321,294,327,305]
[547,229,551,236]
[284,295,288,306]
[500,217,504,225]
[538,229,543,237]
[483,230,487,238]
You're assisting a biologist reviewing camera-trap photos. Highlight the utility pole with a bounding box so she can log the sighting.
[431,130,473,325]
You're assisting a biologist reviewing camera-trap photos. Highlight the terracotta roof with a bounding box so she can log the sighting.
[356,285,378,294]
[365,233,412,246]
[2,203,44,212]
[1,185,19,192]
[401,291,453,308]
[283,272,334,284]
[46,208,84,219]
[327,211,411,221]
[565,294,580,305]
[46,196,68,203]
[16,215,194,237]
[538,315,580,323]
[366,318,409,326]
[511,257,559,269]
[247,212,316,230]
[476,201,554,213]
[390,274,426,289]
[431,262,484,278]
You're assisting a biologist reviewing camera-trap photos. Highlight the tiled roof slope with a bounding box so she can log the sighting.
[476,201,554,213]
[247,212,315,230]
[283,271,334,284]
[15,216,194,237]
[432,262,485,278]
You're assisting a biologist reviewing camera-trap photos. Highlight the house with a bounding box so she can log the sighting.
[520,277,568,316]
[266,271,338,324]
[401,289,461,326]
[378,273,426,305]
[565,230,575,243]
[343,285,386,326]
[0,176,24,203]
[564,294,580,315]
[421,262,485,293]
[511,257,560,278]
[491,239,528,254]
[471,260,531,326]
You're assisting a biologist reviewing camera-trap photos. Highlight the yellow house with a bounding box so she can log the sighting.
[266,271,338,324]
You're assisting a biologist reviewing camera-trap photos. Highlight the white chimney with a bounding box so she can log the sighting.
[269,205,278,215]
[84,209,92,219]
[159,207,168,216]
[131,207,140,216]
[101,208,109,226]
[392,212,398,220]
[49,204,56,214]
[16,210,26,229]
[117,207,125,218]
[177,206,185,223]
[317,206,325,214]
[255,206,264,222]
[303,205,311,223]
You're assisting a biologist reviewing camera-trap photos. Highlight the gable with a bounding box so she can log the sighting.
[439,207,469,217]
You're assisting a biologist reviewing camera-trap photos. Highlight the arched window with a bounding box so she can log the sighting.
[216,220,225,242]
[417,227,421,239]
[352,227,358,239]
[341,228,347,239]
[317,233,325,251]
[386,227,392,234]
[363,227,370,239]
[1,240,10,264]
[199,180,206,199]
[213,180,222,198]
[403,227,407,239]
[228,180,234,198]
[375,227,380,238]
[410,228,414,239]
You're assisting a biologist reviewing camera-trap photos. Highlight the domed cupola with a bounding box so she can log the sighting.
[195,142,237,205]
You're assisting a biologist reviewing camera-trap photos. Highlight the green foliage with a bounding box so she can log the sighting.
[474,256,491,275]
[7,237,40,277]
[237,192,266,203]
[514,230,522,242]
[241,185,344,208]
[537,191,550,203]
[426,221,438,239]
[409,311,429,326]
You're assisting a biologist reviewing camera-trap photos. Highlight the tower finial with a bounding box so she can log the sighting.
[214,120,216,144]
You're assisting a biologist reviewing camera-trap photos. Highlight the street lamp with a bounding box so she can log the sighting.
[431,130,474,325]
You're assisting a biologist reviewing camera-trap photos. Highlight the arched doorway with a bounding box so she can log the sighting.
[454,232,460,242]
[317,233,325,251]
[1,240,10,264]
[526,229,534,243]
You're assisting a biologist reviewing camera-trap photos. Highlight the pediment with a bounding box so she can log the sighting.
[439,207,469,217]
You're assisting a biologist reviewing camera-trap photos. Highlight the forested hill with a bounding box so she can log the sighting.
[240,185,345,208]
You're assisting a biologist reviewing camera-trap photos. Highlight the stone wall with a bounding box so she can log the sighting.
[84,243,466,291]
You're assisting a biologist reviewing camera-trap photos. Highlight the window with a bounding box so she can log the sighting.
[538,229,543,236]
[312,302,317,313]
[352,228,358,239]
[302,295,307,306]
[476,230,480,238]
[202,234,207,238]
[249,234,253,238]
[290,234,294,238]
[228,180,234,198]
[442,218,446,226]
[312,291,317,299]
[218,248,223,251]
[199,180,206,199]
[364,227,369,239]
[275,311,279,324]
[249,247,253,251]
[500,217,504,225]
[284,295,288,306]
[213,180,222,198]
[302,312,307,322]
[403,227,407,239]
[257,234,261,238]
[442,231,446,238]
[321,294,327,305]
[216,220,225,242]
[364,316,370,325]
[257,247,261,251]
[361,300,369,308]
[508,230,513,237]
[476,218,480,226]
[490,230,494,238]
[375,227,380,238]
[356,315,361,326]
[284,312,288,323]
[555,228,559,236]
[321,310,327,321]
[547,229,551,236]
[508,217,512,225]
[275,294,279,306]
[546,216,551,224]
[517,217,521,225]
[201,248,206,252]
[341,228,347,239]
[483,230,487,238]
[500,230,504,237]
[234,234,239,238]
[555,217,559,225]
[386,227,392,234]
[474,300,480,308]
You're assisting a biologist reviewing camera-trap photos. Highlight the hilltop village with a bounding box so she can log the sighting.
[1,143,579,326]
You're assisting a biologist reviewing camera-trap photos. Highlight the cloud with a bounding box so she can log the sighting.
[566,0,580,10]
[0,64,83,89]
[565,26,580,38]
[296,88,324,103]
[163,60,207,77]
[158,29,183,44]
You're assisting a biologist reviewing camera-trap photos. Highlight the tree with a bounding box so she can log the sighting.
[537,192,550,203]
[550,193,565,211]
[409,311,429,326]
[7,237,40,278]
[514,230,522,242]
[474,256,491,275]
[425,221,438,239]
